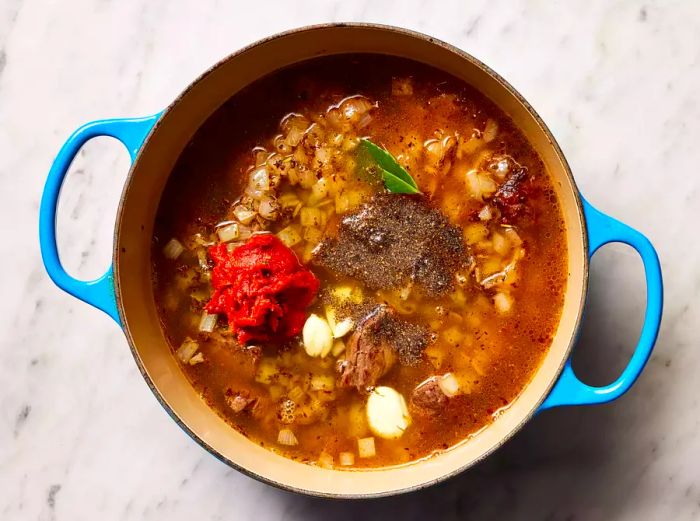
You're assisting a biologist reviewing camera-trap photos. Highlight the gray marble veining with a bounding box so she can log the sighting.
[1,1,699,519]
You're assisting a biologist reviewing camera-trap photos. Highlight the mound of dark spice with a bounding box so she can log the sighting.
[313,194,471,297]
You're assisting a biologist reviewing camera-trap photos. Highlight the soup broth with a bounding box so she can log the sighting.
[152,55,567,468]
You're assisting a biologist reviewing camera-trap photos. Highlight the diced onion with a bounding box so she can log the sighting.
[277,428,298,446]
[269,385,284,400]
[188,352,205,365]
[217,223,239,243]
[330,132,344,147]
[273,134,292,154]
[304,123,325,148]
[233,205,256,225]
[464,223,489,245]
[196,249,209,271]
[438,373,460,397]
[245,187,264,200]
[278,193,300,209]
[357,437,376,458]
[310,374,335,392]
[226,393,253,413]
[163,238,184,260]
[258,197,279,220]
[341,96,372,121]
[314,146,331,165]
[253,147,269,167]
[366,386,411,439]
[504,227,523,246]
[198,312,217,333]
[288,386,306,403]
[465,169,481,198]
[465,169,497,199]
[478,205,493,221]
[318,451,334,469]
[300,207,323,227]
[277,226,303,247]
[255,359,278,384]
[334,188,365,214]
[494,292,513,313]
[245,166,271,200]
[479,174,497,195]
[332,285,363,304]
[492,232,510,256]
[442,326,463,346]
[303,314,334,357]
[250,166,270,191]
[483,119,498,143]
[339,451,355,466]
[303,226,324,244]
[326,108,344,129]
[342,137,359,151]
[238,226,253,242]
[293,202,303,218]
[285,126,305,147]
[175,338,199,363]
[311,178,330,201]
[490,157,511,178]
[358,113,372,129]
[281,113,309,135]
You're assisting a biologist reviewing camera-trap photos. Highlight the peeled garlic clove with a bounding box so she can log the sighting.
[325,306,338,330]
[332,317,354,338]
[302,313,333,357]
[366,386,411,439]
[325,306,354,338]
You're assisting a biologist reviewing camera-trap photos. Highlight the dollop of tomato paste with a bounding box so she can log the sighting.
[205,234,319,344]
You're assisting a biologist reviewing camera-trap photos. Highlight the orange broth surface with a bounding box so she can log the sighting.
[152,54,567,468]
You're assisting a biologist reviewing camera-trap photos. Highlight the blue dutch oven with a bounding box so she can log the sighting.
[38,24,663,497]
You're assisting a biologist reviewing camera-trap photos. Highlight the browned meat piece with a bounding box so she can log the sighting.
[492,168,529,222]
[410,377,448,415]
[338,305,397,391]
[224,390,258,414]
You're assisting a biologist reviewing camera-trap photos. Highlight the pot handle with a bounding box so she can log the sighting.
[39,115,160,324]
[539,197,663,410]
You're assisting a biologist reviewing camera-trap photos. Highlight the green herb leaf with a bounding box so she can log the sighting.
[360,139,420,193]
[377,166,421,194]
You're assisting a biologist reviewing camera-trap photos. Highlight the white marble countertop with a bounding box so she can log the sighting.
[1,1,698,519]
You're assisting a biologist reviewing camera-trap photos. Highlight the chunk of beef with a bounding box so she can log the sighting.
[410,377,448,415]
[492,167,529,222]
[338,305,397,391]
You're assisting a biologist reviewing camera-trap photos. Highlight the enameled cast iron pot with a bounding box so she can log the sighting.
[39,24,663,498]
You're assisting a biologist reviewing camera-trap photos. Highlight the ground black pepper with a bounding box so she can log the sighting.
[313,193,471,297]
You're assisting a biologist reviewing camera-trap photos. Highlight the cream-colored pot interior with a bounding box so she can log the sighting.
[114,24,587,498]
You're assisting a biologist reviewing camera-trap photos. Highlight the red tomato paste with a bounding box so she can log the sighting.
[205,234,319,344]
